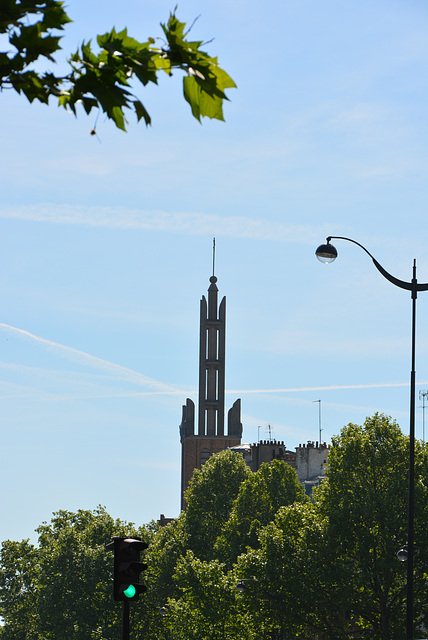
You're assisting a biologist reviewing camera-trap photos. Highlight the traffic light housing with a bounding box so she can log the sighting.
[106,536,148,601]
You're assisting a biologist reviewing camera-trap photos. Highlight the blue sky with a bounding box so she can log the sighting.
[1,0,428,543]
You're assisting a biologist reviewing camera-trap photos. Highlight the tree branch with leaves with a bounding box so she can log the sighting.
[0,0,236,130]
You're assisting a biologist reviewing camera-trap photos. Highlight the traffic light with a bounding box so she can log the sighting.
[106,536,148,601]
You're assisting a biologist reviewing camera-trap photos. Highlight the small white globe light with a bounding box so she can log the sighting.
[315,243,338,264]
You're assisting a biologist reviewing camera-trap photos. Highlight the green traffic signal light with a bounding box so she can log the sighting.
[123,584,136,598]
[106,536,148,602]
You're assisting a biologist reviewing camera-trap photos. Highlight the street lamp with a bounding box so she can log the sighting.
[397,544,427,563]
[397,547,410,563]
[315,235,428,640]
[236,580,247,594]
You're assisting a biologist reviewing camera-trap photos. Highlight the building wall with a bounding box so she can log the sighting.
[249,440,297,473]
[244,439,330,487]
[295,441,329,483]
[181,435,241,509]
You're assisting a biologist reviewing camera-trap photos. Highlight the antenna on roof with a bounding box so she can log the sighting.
[313,399,323,445]
[212,237,216,278]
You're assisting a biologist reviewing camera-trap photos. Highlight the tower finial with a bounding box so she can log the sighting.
[212,237,216,278]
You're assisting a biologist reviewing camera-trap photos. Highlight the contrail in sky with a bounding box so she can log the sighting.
[0,323,178,393]
[0,323,422,397]
[227,382,419,394]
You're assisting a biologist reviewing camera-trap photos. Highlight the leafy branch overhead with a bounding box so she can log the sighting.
[0,0,236,130]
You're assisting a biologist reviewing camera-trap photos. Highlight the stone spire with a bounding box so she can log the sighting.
[198,275,226,436]
[179,274,242,509]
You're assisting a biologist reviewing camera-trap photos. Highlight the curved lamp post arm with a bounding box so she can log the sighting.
[322,236,428,294]
[397,544,428,562]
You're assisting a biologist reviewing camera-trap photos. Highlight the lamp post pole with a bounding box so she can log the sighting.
[315,236,428,640]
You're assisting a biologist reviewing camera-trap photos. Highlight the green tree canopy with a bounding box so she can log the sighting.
[232,414,428,640]
[164,550,238,640]
[4,416,426,640]
[1,1,236,130]
[0,538,40,640]
[0,506,151,640]
[235,501,330,640]
[316,413,428,639]
[183,449,250,561]
[216,459,306,565]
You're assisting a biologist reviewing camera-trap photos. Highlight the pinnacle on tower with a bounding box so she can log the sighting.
[179,273,242,509]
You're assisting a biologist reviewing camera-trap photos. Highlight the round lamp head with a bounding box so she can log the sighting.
[396,548,408,562]
[236,581,246,593]
[316,243,338,264]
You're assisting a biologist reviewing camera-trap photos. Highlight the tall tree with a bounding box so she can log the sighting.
[0,538,41,640]
[163,551,239,640]
[216,459,306,565]
[183,449,250,561]
[1,1,236,130]
[233,414,428,640]
[316,413,428,639]
[235,501,331,640]
[137,517,188,638]
[0,506,151,640]
[136,451,251,639]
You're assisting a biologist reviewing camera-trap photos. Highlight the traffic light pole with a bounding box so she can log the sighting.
[121,600,130,640]
[105,535,148,640]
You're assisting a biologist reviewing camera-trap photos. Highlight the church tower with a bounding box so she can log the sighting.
[179,274,242,509]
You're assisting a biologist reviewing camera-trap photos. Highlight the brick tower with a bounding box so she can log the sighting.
[179,275,242,509]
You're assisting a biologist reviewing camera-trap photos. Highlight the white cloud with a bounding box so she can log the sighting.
[0,203,328,245]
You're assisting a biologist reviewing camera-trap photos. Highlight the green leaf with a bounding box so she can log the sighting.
[183,75,202,121]
[153,55,172,75]
[80,96,99,115]
[133,99,151,126]
[41,4,72,31]
[12,70,49,103]
[110,105,126,131]
[183,75,224,122]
